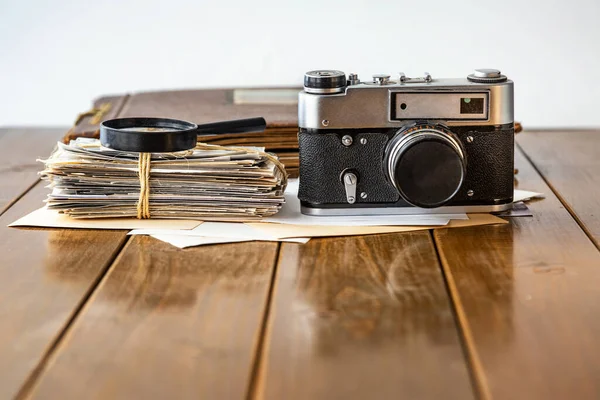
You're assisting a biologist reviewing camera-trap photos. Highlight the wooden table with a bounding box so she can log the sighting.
[1,127,599,400]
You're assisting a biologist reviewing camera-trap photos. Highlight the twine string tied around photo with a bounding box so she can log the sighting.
[137,152,151,219]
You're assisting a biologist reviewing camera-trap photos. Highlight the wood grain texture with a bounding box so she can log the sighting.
[28,238,279,400]
[255,233,474,400]
[434,147,600,400]
[0,183,128,399]
[0,127,65,215]
[517,130,600,248]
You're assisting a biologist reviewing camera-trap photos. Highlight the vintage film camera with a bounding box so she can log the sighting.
[297,69,514,215]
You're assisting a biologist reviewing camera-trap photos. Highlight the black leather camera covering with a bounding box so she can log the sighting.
[298,124,514,207]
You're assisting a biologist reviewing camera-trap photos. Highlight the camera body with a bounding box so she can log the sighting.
[298,69,515,215]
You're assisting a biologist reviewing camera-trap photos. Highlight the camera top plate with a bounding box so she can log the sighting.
[299,69,513,129]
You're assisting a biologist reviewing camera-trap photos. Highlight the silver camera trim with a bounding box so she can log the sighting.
[301,203,513,216]
[304,87,345,94]
[298,78,514,129]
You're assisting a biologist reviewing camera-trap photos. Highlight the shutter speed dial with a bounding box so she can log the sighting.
[467,68,507,83]
[304,70,347,94]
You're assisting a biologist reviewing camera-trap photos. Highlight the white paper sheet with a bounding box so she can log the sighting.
[130,221,288,240]
[151,235,251,248]
[247,213,509,239]
[513,189,545,202]
[150,234,310,249]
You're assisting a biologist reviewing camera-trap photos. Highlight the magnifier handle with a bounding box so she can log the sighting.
[195,117,267,135]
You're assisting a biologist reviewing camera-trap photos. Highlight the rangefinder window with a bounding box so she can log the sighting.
[460,97,484,114]
[390,92,488,121]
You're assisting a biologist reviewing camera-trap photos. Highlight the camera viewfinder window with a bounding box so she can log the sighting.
[460,97,484,114]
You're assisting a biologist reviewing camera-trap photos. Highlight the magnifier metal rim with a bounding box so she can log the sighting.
[100,117,199,153]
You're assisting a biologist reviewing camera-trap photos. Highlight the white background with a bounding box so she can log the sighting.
[1,0,599,127]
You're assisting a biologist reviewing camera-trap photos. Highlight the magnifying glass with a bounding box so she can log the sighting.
[100,117,267,152]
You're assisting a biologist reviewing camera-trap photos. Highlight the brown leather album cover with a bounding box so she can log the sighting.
[64,88,301,176]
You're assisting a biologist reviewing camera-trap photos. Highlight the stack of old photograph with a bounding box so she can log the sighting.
[39,138,287,221]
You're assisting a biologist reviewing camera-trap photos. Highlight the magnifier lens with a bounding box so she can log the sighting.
[100,116,267,153]
[118,127,182,132]
[101,117,199,153]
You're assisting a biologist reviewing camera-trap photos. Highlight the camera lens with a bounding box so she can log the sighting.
[386,125,465,208]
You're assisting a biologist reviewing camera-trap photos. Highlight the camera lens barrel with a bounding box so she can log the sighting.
[304,70,347,94]
[386,125,466,208]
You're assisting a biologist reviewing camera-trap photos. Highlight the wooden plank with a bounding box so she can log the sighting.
[255,233,475,400]
[434,147,600,400]
[0,127,65,215]
[27,239,280,399]
[517,130,600,248]
[0,183,128,399]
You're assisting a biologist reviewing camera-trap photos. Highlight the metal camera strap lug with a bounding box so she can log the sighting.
[343,172,358,204]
